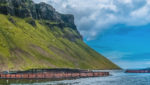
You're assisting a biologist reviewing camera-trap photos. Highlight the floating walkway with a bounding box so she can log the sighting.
[0,68,109,79]
[126,70,150,73]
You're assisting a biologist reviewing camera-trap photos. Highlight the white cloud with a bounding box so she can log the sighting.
[131,7,148,18]
[102,51,131,60]
[33,0,149,40]
[34,0,49,3]
[117,0,132,4]
[116,60,150,69]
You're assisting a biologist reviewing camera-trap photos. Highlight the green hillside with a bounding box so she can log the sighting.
[0,0,120,71]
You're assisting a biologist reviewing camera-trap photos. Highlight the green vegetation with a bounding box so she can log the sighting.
[0,14,120,71]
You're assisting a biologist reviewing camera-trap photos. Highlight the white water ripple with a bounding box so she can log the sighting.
[11,70,150,85]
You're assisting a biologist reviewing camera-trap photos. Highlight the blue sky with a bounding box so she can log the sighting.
[34,0,150,69]
[85,25,150,69]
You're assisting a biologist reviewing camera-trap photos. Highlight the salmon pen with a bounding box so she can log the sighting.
[0,69,109,79]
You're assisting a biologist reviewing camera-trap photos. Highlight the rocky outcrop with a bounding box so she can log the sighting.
[0,0,33,18]
[0,0,78,32]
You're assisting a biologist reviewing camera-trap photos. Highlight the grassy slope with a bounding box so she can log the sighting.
[0,14,120,71]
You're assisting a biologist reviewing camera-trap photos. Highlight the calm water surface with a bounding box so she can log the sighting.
[4,70,150,85]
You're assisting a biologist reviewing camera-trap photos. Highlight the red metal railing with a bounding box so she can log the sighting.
[0,72,109,79]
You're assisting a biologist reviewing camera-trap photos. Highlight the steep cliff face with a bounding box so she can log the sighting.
[0,0,120,71]
[0,0,82,41]
[0,0,77,29]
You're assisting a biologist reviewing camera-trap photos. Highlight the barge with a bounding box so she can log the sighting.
[0,68,109,79]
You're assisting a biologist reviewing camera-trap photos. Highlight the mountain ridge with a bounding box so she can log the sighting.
[0,0,77,29]
[0,0,120,71]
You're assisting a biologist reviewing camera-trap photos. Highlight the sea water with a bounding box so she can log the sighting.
[6,70,150,85]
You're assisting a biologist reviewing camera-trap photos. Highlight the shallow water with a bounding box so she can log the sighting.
[3,70,150,85]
